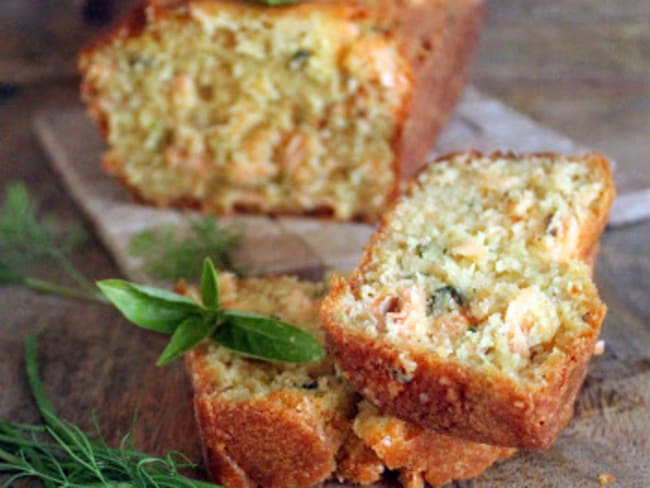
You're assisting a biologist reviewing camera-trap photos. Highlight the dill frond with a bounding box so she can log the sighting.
[0,259,22,285]
[129,216,242,281]
[0,335,220,488]
[0,182,96,296]
[0,182,86,268]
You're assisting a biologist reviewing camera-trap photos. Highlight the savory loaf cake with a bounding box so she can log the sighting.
[79,0,484,221]
[322,152,615,449]
[185,273,513,488]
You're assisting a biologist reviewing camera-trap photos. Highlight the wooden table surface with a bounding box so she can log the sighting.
[1,1,649,486]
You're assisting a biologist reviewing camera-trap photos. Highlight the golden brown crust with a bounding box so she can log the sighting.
[583,242,600,272]
[105,161,381,224]
[79,0,484,221]
[187,346,351,488]
[79,1,364,59]
[334,431,385,485]
[390,0,485,185]
[322,152,614,449]
[353,402,516,487]
[192,393,256,488]
[194,393,342,488]
[190,333,517,487]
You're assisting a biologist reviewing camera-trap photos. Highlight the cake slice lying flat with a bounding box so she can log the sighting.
[322,152,615,449]
[79,0,483,220]
[185,274,513,488]
[353,401,514,488]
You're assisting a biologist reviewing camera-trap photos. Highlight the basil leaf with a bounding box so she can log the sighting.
[213,310,324,363]
[156,314,216,366]
[200,258,220,309]
[97,279,199,333]
[117,281,199,307]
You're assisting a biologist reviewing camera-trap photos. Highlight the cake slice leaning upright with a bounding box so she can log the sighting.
[322,152,615,449]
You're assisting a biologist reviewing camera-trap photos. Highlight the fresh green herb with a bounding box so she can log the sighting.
[415,242,429,258]
[288,49,311,70]
[215,310,323,363]
[0,259,23,284]
[0,335,220,487]
[427,285,465,316]
[128,54,155,69]
[200,258,220,309]
[0,182,106,303]
[255,0,296,5]
[1,259,107,303]
[467,326,478,333]
[128,216,242,281]
[98,258,324,365]
[415,242,445,259]
[0,183,86,269]
[157,315,216,366]
[97,280,198,333]
[442,285,465,307]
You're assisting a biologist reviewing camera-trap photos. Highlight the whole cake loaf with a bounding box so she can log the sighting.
[185,273,514,488]
[322,152,615,449]
[79,0,484,221]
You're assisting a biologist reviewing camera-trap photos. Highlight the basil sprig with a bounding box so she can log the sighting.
[97,258,324,366]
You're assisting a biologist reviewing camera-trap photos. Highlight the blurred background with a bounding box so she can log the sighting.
[1,0,133,83]
[1,0,648,176]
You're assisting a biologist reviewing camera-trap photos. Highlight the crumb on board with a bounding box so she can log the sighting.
[598,472,616,485]
[593,340,605,356]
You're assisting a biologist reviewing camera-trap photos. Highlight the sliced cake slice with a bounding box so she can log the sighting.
[185,273,514,488]
[322,152,615,449]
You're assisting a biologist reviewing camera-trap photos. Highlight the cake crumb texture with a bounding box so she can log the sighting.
[80,0,483,220]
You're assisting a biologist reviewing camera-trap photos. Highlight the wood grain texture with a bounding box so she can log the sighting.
[474,0,650,199]
[1,0,649,484]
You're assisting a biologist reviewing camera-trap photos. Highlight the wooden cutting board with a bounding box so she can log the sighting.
[32,87,650,487]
